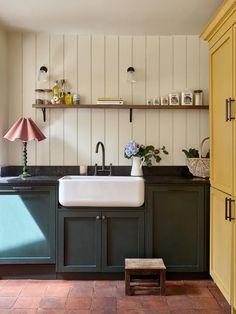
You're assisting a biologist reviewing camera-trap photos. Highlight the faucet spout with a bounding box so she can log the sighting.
[95,141,105,170]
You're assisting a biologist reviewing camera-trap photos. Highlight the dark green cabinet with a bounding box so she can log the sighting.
[146,184,209,272]
[0,186,56,264]
[57,209,144,272]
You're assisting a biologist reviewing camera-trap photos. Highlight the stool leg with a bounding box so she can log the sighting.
[160,270,166,295]
[125,271,131,296]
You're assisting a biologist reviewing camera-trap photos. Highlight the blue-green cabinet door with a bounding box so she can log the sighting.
[101,211,145,272]
[57,211,102,272]
[0,186,56,264]
[146,184,209,272]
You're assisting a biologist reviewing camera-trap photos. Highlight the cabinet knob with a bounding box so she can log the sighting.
[102,215,106,220]
[96,215,101,220]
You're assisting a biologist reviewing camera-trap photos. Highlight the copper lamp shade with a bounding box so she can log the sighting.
[4,118,46,177]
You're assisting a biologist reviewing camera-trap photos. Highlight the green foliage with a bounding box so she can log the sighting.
[182,148,199,158]
[140,145,169,167]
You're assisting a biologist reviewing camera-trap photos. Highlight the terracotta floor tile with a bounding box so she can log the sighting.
[44,285,70,298]
[70,281,94,288]
[69,287,93,297]
[183,280,216,287]
[141,295,168,310]
[190,296,221,310]
[64,311,90,314]
[166,281,184,286]
[4,281,28,288]
[117,310,146,314]
[0,297,17,309]
[166,286,187,296]
[90,309,117,314]
[94,280,117,287]
[170,310,198,314]
[185,286,212,297]
[0,286,23,297]
[117,297,143,310]
[37,310,65,314]
[0,310,9,314]
[13,297,41,309]
[166,295,193,310]
[193,310,227,314]
[39,297,67,309]
[20,285,47,297]
[9,310,37,314]
[93,286,117,297]
[65,297,92,310]
[91,296,116,310]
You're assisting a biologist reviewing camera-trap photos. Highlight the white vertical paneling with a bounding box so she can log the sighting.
[64,34,77,165]
[146,36,160,156]
[77,35,92,165]
[36,33,50,165]
[50,34,64,165]
[200,39,209,153]
[22,32,36,165]
[105,36,119,165]
[186,36,200,150]
[159,36,173,165]
[7,33,209,167]
[91,36,105,165]
[173,36,187,165]
[119,36,132,165]
[8,32,23,165]
[132,36,146,144]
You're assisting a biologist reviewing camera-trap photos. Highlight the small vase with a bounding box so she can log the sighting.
[131,156,145,176]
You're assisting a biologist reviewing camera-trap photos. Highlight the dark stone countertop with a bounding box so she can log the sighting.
[0,165,209,187]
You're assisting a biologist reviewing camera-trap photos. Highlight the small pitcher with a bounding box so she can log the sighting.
[131,156,145,176]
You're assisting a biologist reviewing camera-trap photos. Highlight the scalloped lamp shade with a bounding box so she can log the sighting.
[4,118,46,178]
[4,117,46,142]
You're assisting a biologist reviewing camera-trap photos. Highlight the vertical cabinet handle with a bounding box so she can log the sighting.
[226,99,229,121]
[229,199,235,222]
[225,197,229,220]
[229,98,235,121]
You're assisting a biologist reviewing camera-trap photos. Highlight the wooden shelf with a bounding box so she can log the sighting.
[32,104,209,122]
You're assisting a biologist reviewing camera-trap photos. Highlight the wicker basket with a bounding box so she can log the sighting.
[186,137,210,178]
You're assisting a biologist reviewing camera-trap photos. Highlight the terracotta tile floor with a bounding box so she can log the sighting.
[0,279,231,313]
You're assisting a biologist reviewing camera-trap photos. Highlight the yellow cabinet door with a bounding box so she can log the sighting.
[210,28,233,194]
[210,187,234,304]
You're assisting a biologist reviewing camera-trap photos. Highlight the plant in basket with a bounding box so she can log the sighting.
[182,137,210,178]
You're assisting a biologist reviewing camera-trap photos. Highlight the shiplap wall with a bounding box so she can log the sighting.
[0,26,8,166]
[7,33,209,166]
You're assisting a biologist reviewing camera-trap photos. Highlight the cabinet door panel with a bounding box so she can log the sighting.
[210,28,233,194]
[102,211,144,272]
[147,185,208,272]
[0,188,56,264]
[210,187,233,304]
[57,211,101,272]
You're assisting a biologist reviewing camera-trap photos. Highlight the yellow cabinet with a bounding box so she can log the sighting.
[209,28,233,194]
[201,1,236,312]
[210,187,234,304]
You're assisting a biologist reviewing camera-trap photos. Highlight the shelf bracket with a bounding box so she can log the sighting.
[42,108,46,122]
[129,108,133,123]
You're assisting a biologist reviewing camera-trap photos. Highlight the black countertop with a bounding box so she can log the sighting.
[0,166,209,186]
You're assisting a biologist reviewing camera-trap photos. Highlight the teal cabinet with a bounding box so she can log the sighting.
[57,209,144,272]
[146,184,209,272]
[0,186,56,264]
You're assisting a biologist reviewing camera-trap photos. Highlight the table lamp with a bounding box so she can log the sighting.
[4,117,46,178]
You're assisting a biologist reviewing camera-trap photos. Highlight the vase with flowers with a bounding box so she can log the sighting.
[124,140,168,176]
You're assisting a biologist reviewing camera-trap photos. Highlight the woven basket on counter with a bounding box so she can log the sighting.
[186,137,210,178]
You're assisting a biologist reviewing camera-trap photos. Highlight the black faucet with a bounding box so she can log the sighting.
[94,141,112,176]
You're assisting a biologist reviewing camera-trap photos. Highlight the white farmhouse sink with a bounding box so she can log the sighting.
[58,176,144,207]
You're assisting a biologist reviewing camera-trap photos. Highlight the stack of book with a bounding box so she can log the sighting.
[96,97,124,105]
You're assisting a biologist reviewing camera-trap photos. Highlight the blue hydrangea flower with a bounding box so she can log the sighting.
[124,140,140,158]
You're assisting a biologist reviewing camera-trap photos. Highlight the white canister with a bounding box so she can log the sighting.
[194,90,203,106]
[181,90,193,105]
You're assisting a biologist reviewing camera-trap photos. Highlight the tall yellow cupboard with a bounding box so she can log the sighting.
[201,1,236,313]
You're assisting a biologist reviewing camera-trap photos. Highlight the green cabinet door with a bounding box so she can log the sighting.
[57,210,102,272]
[146,184,209,272]
[0,186,56,264]
[102,211,145,272]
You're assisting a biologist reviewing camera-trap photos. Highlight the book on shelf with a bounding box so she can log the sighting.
[96,100,124,105]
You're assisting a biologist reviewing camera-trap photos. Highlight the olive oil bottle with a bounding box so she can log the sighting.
[52,80,61,98]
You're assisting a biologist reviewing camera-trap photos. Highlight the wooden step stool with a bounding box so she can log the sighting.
[125,258,166,296]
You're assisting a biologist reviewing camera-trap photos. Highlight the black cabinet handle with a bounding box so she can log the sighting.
[229,199,235,222]
[226,99,229,121]
[12,186,33,191]
[229,98,235,121]
[225,197,229,220]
